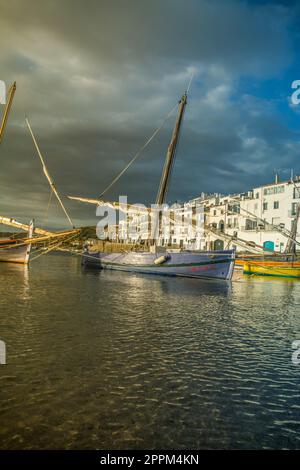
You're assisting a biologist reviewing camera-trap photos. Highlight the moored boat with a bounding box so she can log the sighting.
[79,86,236,280]
[0,241,31,264]
[243,259,300,278]
[0,222,33,264]
[83,249,235,280]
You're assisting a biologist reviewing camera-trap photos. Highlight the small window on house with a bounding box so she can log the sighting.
[291,203,297,216]
[274,201,279,209]
[263,202,268,211]
[256,192,259,199]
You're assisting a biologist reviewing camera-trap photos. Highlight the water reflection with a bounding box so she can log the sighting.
[0,262,30,301]
[82,266,232,298]
[1,254,300,449]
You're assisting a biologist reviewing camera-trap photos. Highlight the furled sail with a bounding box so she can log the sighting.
[68,196,150,214]
[26,118,75,228]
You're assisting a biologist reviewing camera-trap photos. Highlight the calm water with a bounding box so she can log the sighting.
[0,253,300,449]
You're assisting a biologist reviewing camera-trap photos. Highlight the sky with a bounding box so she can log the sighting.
[1,0,300,229]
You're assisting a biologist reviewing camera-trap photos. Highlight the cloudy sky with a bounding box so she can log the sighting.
[0,0,300,229]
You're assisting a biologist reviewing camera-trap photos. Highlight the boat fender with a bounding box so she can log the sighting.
[154,255,169,265]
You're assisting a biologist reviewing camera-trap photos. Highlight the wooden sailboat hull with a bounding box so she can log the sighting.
[0,243,31,264]
[236,258,300,268]
[82,249,235,280]
[243,260,300,278]
[0,223,33,264]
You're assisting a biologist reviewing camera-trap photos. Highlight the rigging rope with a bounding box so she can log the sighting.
[30,232,80,262]
[98,102,178,198]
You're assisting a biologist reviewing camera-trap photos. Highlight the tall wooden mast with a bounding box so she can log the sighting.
[0,81,16,144]
[155,92,187,206]
[285,203,300,255]
[151,93,187,245]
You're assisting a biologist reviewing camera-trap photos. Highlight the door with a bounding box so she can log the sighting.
[214,239,224,250]
[263,240,274,251]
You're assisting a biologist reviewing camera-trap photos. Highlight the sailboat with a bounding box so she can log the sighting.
[74,90,236,280]
[0,83,80,264]
[0,221,34,264]
[0,81,35,264]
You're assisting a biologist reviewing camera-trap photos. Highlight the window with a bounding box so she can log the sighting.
[245,219,257,230]
[213,210,217,216]
[263,202,268,211]
[228,204,240,214]
[291,203,297,216]
[274,201,279,209]
[255,192,259,199]
[293,187,300,199]
[263,185,285,196]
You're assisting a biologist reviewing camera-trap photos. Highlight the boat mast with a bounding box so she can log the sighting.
[285,203,300,255]
[26,118,75,229]
[0,81,16,144]
[155,93,187,206]
[151,93,187,245]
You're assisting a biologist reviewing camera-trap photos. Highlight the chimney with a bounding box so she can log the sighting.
[275,172,279,184]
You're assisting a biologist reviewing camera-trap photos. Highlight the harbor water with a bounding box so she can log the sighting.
[0,253,300,449]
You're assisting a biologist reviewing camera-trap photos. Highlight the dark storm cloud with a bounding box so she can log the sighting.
[0,0,297,228]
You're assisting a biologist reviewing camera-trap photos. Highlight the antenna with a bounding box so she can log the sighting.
[186,71,194,94]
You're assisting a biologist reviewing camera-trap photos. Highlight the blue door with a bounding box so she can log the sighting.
[263,240,274,251]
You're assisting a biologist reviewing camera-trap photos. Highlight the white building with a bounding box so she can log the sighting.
[201,175,300,252]
[104,175,300,253]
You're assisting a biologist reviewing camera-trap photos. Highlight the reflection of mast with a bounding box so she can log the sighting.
[0,81,16,144]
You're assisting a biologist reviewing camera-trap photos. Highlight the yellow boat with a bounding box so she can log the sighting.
[243,259,300,278]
